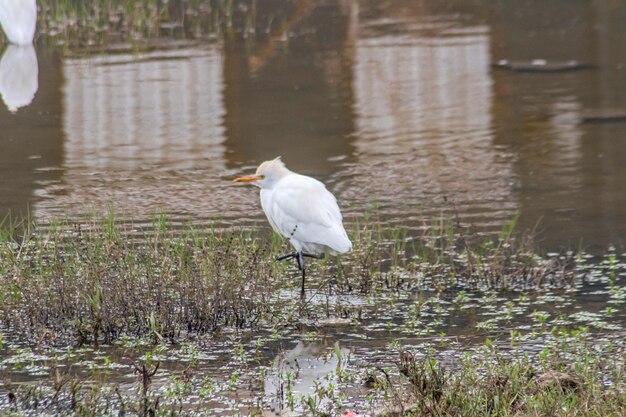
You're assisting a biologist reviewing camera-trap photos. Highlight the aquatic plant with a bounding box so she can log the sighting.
[367,329,626,417]
[4,327,626,416]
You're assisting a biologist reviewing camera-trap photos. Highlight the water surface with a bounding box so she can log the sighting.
[1,0,626,252]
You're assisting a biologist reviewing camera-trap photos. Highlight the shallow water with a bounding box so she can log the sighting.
[1,263,625,415]
[1,0,626,414]
[0,0,625,252]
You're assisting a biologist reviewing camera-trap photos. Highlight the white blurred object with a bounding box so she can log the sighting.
[0,45,38,112]
[0,0,37,45]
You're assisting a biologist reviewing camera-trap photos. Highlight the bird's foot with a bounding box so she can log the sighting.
[276,252,324,262]
[303,252,325,260]
[275,251,324,298]
[276,251,306,270]
[276,252,298,262]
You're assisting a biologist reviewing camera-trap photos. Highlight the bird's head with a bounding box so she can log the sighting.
[233,157,289,188]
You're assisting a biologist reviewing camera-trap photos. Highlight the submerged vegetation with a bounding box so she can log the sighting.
[0,210,624,416]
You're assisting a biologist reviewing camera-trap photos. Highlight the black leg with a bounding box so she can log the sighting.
[275,251,325,299]
[297,251,305,270]
[303,252,325,260]
[291,252,306,299]
[301,268,306,299]
[277,251,324,262]
[276,252,297,261]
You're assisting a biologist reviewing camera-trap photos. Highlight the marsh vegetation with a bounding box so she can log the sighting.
[0,211,624,416]
[0,211,579,345]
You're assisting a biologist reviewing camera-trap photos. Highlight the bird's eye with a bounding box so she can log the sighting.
[259,175,265,179]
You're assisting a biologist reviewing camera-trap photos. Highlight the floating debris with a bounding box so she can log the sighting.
[494,59,588,72]
[580,109,626,123]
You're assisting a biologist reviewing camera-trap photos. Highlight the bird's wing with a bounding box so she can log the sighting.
[261,175,351,254]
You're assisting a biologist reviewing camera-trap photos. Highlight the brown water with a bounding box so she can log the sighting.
[2,0,626,252]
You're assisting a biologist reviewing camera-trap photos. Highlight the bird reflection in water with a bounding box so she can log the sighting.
[263,341,351,417]
[0,45,38,112]
[0,0,38,112]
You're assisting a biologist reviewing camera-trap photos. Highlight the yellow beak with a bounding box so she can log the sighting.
[233,175,262,183]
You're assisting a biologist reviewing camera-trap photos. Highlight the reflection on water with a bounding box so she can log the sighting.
[34,46,238,220]
[221,0,356,178]
[0,45,38,112]
[264,341,350,417]
[62,48,225,170]
[348,16,516,229]
[0,0,624,250]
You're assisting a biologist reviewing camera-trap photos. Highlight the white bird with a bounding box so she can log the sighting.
[234,157,351,296]
[0,0,37,45]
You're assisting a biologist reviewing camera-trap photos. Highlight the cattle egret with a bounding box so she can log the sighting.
[233,157,351,296]
[0,0,37,45]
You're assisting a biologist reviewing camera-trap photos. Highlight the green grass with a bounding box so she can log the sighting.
[365,329,626,417]
[0,210,578,346]
[0,212,283,345]
[32,0,224,49]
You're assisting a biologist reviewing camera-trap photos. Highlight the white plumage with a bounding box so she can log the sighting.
[234,157,351,295]
[0,0,37,45]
